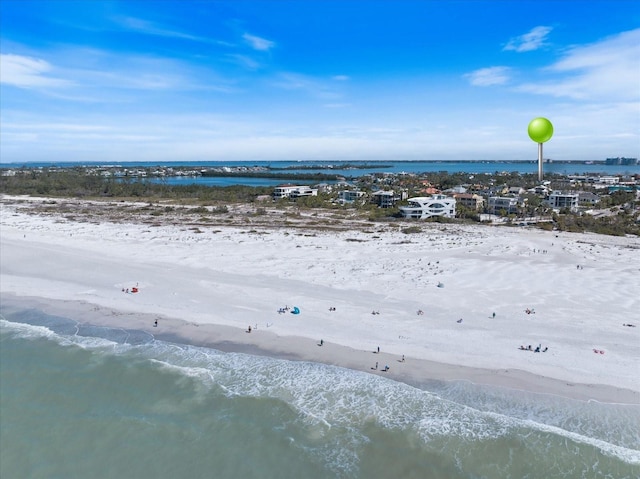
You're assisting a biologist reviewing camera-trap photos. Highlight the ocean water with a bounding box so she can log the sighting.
[1,305,639,479]
[3,160,638,186]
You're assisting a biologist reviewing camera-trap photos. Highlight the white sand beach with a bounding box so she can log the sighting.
[1,196,639,403]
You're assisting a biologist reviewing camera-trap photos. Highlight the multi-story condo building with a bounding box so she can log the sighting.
[546,191,579,211]
[487,196,519,215]
[453,193,484,210]
[272,185,317,199]
[370,190,407,208]
[399,195,456,219]
[337,190,366,204]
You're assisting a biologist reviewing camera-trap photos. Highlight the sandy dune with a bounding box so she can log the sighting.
[1,196,639,403]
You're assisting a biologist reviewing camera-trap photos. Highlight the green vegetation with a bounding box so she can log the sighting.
[0,168,271,203]
[552,210,639,236]
[2,166,638,236]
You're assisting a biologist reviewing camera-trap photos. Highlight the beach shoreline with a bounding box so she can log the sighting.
[1,196,639,405]
[2,293,638,405]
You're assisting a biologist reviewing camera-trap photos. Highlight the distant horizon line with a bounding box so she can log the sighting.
[2,159,635,167]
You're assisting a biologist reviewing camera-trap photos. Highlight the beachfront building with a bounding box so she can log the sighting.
[508,186,526,196]
[453,193,484,211]
[546,191,579,212]
[289,187,318,199]
[586,176,620,187]
[597,176,620,185]
[273,185,304,199]
[370,190,407,208]
[606,157,638,165]
[446,185,468,195]
[487,196,519,215]
[529,185,551,196]
[578,192,601,206]
[336,190,366,205]
[272,184,317,199]
[399,195,456,219]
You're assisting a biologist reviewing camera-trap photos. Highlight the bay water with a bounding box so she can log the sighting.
[1,305,638,479]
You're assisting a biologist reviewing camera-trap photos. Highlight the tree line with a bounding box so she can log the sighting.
[0,168,271,202]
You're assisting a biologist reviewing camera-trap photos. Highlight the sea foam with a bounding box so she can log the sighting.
[2,313,639,476]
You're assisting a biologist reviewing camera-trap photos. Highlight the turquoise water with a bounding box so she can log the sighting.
[3,160,638,181]
[3,159,637,188]
[1,305,639,479]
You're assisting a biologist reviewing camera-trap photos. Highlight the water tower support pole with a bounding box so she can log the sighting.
[538,142,543,182]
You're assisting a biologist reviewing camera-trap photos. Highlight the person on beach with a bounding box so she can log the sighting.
[320,339,324,346]
[377,346,380,353]
[154,320,158,327]
[247,325,252,333]
[492,312,496,318]
[375,362,378,370]
[401,355,405,362]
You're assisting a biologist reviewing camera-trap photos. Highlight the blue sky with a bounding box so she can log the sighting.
[1,0,639,163]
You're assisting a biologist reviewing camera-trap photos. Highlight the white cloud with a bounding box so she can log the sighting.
[0,54,71,89]
[504,26,552,52]
[272,72,342,100]
[1,106,637,163]
[113,16,232,46]
[464,66,511,86]
[243,33,275,51]
[225,54,261,70]
[1,47,235,101]
[323,103,350,108]
[517,28,640,101]
[273,72,310,90]
[3,122,109,132]
[332,75,350,81]
[118,16,198,40]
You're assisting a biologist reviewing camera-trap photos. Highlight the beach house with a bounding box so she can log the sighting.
[453,193,484,211]
[370,190,406,208]
[337,190,366,205]
[578,191,601,207]
[398,195,456,219]
[272,185,318,199]
[289,187,318,199]
[487,196,519,215]
[546,191,579,212]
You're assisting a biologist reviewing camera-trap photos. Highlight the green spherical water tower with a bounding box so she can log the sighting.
[528,117,553,181]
